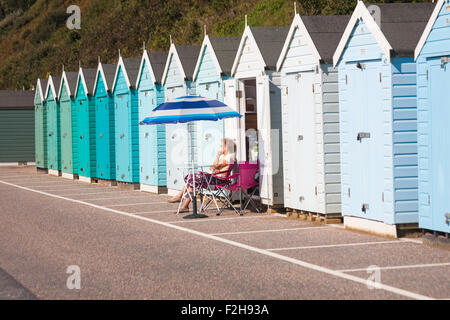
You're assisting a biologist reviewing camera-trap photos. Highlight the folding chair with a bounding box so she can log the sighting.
[198,163,235,213]
[216,161,260,216]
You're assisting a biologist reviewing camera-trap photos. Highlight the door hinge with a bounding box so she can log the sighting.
[315,186,318,196]
[288,184,291,192]
[382,192,384,202]
[379,72,382,83]
[236,90,242,98]
[345,75,348,85]
[348,188,351,198]
[445,213,450,225]
[426,70,429,80]
[312,84,315,93]
[285,87,288,95]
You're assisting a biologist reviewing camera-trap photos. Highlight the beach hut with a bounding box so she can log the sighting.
[34,78,48,171]
[74,67,97,182]
[276,14,350,220]
[192,34,241,167]
[136,49,168,193]
[226,23,289,207]
[414,0,450,235]
[44,75,61,176]
[333,1,434,237]
[58,69,78,180]
[161,43,201,195]
[112,54,141,186]
[93,60,117,184]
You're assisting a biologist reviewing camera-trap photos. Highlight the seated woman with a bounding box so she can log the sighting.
[168,138,236,213]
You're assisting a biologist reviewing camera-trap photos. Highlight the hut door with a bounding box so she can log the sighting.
[288,71,317,211]
[347,60,383,219]
[223,79,242,161]
[429,58,450,232]
[256,75,272,204]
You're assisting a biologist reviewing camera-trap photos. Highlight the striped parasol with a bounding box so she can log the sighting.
[140,96,241,125]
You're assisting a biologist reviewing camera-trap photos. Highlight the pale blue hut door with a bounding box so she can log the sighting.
[346,60,383,219]
[429,57,450,232]
[287,71,317,211]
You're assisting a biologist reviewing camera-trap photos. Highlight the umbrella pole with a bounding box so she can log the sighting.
[183,125,207,219]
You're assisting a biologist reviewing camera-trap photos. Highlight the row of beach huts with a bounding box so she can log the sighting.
[33,1,450,237]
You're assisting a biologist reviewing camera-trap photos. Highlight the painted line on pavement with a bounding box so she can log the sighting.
[338,262,450,273]
[267,240,408,251]
[105,202,171,207]
[210,226,329,236]
[0,179,434,300]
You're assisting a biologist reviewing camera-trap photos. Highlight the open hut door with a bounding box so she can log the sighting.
[257,75,273,205]
[223,79,243,161]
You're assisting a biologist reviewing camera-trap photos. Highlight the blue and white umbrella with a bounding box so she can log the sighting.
[140,95,241,219]
[140,96,241,125]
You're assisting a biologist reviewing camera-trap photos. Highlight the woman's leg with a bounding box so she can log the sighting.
[179,186,193,210]
[168,186,186,203]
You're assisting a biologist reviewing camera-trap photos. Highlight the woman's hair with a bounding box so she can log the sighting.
[222,138,236,154]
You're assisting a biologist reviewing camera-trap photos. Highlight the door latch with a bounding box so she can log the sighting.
[357,132,371,141]
[297,135,303,141]
[441,56,450,69]
[362,203,369,213]
[445,213,450,225]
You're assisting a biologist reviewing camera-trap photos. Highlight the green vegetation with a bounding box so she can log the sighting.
[0,0,430,89]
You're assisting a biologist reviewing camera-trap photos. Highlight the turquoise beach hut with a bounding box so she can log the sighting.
[58,69,78,180]
[93,60,117,184]
[333,1,434,237]
[161,43,201,196]
[112,54,141,186]
[34,78,48,172]
[74,67,97,182]
[414,0,450,235]
[44,75,61,176]
[136,49,168,193]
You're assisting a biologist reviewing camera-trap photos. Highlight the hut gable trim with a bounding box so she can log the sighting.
[415,0,446,60]
[161,43,186,86]
[231,26,266,76]
[74,68,96,98]
[58,71,77,99]
[35,79,47,103]
[136,50,158,88]
[112,56,133,93]
[276,14,322,71]
[45,75,60,101]
[93,62,116,94]
[193,35,223,81]
[333,1,392,66]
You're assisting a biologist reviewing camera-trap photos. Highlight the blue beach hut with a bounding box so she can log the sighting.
[136,49,168,193]
[333,1,435,237]
[111,54,141,187]
[34,78,48,172]
[93,60,117,184]
[161,43,201,196]
[58,69,78,180]
[276,13,350,220]
[415,0,450,235]
[44,75,61,176]
[74,67,97,182]
[192,34,241,168]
